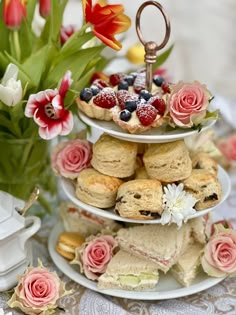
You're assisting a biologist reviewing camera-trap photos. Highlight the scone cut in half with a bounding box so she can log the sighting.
[181,169,222,210]
[143,140,192,182]
[98,250,159,291]
[91,134,138,178]
[116,223,191,273]
[75,168,123,208]
[115,179,163,220]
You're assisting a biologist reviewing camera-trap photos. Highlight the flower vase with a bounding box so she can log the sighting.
[0,138,56,213]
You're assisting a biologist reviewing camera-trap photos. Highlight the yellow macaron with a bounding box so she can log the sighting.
[56,232,85,260]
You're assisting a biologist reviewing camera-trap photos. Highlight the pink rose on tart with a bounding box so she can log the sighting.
[167,81,211,128]
[51,139,92,179]
[72,235,118,280]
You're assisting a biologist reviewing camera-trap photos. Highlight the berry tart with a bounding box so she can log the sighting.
[76,79,118,121]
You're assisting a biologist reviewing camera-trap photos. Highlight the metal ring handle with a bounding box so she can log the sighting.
[136,1,171,51]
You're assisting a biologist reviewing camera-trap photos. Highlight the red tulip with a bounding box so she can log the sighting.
[3,0,26,30]
[39,0,50,18]
[82,0,131,50]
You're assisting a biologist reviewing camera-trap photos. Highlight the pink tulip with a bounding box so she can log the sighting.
[3,0,26,30]
[39,0,50,18]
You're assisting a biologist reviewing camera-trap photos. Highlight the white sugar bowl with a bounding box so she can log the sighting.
[0,191,41,291]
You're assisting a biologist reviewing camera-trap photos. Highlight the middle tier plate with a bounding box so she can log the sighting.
[61,165,231,224]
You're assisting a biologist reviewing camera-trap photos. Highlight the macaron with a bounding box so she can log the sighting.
[56,232,85,260]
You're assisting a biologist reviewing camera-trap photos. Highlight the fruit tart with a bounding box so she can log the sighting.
[76,79,118,121]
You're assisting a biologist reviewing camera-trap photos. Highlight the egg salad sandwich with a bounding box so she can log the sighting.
[116,223,191,273]
[170,242,203,287]
[98,250,159,291]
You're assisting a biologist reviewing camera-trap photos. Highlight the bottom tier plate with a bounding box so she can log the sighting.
[48,222,226,300]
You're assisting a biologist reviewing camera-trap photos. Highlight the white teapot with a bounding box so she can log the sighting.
[0,191,41,291]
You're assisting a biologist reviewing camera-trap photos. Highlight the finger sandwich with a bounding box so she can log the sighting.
[98,250,159,291]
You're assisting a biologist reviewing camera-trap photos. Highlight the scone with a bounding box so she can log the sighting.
[192,152,218,175]
[91,134,138,178]
[76,168,123,208]
[56,232,85,260]
[181,169,222,210]
[115,179,163,220]
[77,87,118,121]
[143,140,192,182]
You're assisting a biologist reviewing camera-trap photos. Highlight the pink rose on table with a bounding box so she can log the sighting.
[7,262,71,315]
[72,235,117,280]
[168,81,210,127]
[218,135,236,161]
[201,229,236,277]
[52,139,92,179]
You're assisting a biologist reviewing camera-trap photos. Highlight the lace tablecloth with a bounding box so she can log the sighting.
[1,169,236,315]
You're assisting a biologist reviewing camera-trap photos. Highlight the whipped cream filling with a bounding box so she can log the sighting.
[58,243,75,253]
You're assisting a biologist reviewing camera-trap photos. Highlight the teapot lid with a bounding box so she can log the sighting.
[0,191,25,240]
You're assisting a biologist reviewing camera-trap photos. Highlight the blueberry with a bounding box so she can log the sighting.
[118,80,129,91]
[124,75,135,86]
[90,85,100,96]
[119,109,131,121]
[153,75,165,87]
[80,88,93,102]
[125,100,137,112]
[139,90,152,101]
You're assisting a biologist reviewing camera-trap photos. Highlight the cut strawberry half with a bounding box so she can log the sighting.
[116,90,138,110]
[93,88,117,109]
[92,79,109,90]
[148,96,166,116]
[109,73,126,86]
[136,104,158,126]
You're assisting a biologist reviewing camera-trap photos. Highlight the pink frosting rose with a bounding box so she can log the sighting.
[75,235,117,280]
[218,135,236,161]
[8,262,71,315]
[201,229,236,277]
[51,139,92,179]
[168,81,210,127]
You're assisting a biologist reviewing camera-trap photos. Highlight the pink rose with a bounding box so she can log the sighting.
[218,135,236,161]
[73,235,117,280]
[51,139,92,179]
[201,229,236,277]
[8,262,71,315]
[168,81,210,127]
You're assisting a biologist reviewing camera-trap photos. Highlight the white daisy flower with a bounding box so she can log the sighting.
[161,183,198,228]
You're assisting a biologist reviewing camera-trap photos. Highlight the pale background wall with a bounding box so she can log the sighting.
[65,0,236,103]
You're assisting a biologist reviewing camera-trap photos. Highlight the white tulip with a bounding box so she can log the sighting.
[0,63,22,106]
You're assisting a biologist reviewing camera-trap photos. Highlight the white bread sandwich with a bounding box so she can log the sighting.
[189,214,212,244]
[59,202,121,237]
[171,242,203,287]
[116,224,191,273]
[98,250,159,291]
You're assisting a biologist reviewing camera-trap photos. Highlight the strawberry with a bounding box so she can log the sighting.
[133,72,146,94]
[116,90,138,110]
[109,73,126,86]
[92,79,109,90]
[136,104,158,126]
[93,88,117,109]
[148,96,166,116]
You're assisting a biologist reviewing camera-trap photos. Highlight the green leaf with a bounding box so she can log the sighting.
[0,2,10,54]
[153,44,174,70]
[19,19,35,61]
[26,0,38,24]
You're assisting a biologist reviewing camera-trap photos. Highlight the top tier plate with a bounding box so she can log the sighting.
[79,112,216,143]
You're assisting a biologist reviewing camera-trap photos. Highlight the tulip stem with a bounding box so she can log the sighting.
[12,30,21,61]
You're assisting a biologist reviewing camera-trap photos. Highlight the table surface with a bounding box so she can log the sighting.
[0,168,236,315]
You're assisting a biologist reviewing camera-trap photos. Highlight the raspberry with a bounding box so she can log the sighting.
[93,88,117,109]
[136,104,158,126]
[148,96,166,116]
[133,72,146,93]
[92,79,109,90]
[109,73,126,86]
[116,90,138,110]
[161,81,171,94]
